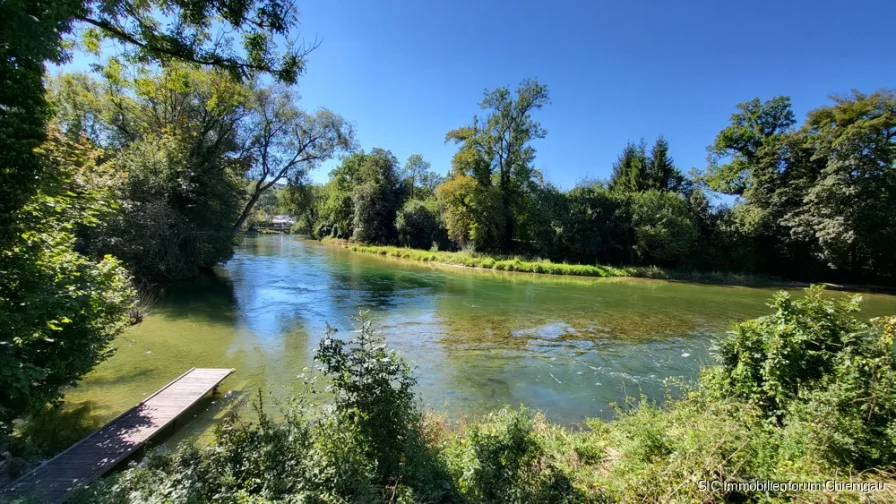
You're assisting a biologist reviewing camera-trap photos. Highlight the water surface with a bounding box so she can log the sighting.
[64,236,896,440]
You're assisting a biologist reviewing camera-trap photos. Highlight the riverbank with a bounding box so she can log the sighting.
[340,243,784,285]
[338,243,896,293]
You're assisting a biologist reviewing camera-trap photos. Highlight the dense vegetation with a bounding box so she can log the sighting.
[59,288,896,503]
[1,0,331,457]
[292,83,896,285]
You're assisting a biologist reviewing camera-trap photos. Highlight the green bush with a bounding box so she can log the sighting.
[707,285,896,469]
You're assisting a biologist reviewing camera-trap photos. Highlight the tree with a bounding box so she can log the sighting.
[234,85,355,233]
[704,96,796,196]
[402,154,443,199]
[784,90,896,280]
[630,190,698,265]
[350,149,404,244]
[609,140,650,193]
[53,66,251,280]
[395,199,449,250]
[0,127,135,438]
[444,80,549,251]
[1,0,311,243]
[647,137,685,192]
[436,175,503,250]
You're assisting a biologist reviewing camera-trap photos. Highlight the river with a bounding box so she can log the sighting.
[63,235,896,442]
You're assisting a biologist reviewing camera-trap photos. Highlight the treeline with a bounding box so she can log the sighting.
[290,82,896,284]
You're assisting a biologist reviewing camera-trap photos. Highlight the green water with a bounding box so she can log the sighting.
[64,235,896,441]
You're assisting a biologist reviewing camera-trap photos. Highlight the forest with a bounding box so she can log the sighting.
[1,0,896,502]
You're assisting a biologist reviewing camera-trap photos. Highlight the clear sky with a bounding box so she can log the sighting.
[286,0,894,188]
[64,0,896,189]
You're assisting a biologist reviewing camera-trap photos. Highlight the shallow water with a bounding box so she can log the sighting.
[63,235,896,442]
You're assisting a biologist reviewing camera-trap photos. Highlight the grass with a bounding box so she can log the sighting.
[345,244,640,278]
[342,244,783,285]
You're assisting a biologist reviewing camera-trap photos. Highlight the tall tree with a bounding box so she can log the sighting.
[402,154,443,198]
[784,90,896,279]
[1,0,311,243]
[647,136,684,192]
[234,85,354,233]
[704,96,796,196]
[609,140,649,193]
[445,79,549,251]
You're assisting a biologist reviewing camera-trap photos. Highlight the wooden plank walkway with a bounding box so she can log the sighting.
[2,368,235,503]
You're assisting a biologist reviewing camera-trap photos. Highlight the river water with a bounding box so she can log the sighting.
[63,235,896,440]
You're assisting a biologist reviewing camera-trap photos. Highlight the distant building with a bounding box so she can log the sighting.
[272,215,296,229]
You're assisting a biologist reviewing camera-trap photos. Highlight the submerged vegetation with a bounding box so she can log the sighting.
[60,287,896,503]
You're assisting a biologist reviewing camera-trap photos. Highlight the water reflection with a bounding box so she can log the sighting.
[65,235,896,437]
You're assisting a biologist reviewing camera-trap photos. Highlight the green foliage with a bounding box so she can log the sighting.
[350,150,405,244]
[443,80,550,252]
[402,154,443,199]
[609,137,685,195]
[630,190,697,265]
[609,140,650,193]
[395,199,449,250]
[0,128,135,441]
[436,174,504,250]
[704,96,796,196]
[555,182,633,265]
[315,316,419,482]
[1,0,308,245]
[445,409,580,503]
[784,90,896,280]
[708,286,896,469]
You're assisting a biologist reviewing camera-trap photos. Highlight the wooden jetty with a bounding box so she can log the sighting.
[2,368,235,503]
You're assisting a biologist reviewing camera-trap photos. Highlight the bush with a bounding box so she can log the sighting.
[630,190,697,266]
[707,285,896,469]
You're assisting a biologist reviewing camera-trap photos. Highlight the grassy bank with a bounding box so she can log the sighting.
[346,244,652,278]
[60,288,896,503]
[343,244,787,285]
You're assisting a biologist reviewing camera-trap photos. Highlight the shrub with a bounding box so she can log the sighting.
[707,285,896,469]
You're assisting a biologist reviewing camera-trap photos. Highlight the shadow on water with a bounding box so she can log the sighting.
[74,368,158,388]
[14,403,105,459]
[150,269,239,325]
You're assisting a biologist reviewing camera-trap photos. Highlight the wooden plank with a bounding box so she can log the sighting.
[1,368,234,503]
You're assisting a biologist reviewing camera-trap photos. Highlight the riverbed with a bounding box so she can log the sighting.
[63,235,896,442]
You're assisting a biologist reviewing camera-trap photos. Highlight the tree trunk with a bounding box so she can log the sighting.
[233,189,263,235]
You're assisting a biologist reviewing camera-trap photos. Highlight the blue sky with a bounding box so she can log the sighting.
[65,0,895,190]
